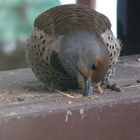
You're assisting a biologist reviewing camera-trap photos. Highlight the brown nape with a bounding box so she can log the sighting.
[95,82,103,93]
[92,57,109,83]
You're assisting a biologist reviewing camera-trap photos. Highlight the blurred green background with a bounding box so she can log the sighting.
[0,0,61,71]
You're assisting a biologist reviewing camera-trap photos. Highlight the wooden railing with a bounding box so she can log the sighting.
[0,54,140,140]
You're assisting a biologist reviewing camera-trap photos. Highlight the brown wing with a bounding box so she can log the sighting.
[34,4,111,36]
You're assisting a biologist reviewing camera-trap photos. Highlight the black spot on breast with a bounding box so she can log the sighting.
[42,39,46,44]
[46,56,48,60]
[112,45,115,49]
[42,47,45,51]
[112,61,115,65]
[40,52,43,56]
[109,45,112,49]
[40,35,43,39]
[34,44,36,48]
[110,53,113,57]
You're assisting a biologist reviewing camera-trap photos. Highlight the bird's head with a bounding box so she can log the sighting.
[77,36,110,96]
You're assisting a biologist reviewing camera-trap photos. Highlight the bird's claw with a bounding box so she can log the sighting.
[105,83,121,92]
[95,83,103,93]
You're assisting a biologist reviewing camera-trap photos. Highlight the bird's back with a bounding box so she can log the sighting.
[34,4,111,36]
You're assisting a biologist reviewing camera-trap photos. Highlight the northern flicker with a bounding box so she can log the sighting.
[25,4,121,96]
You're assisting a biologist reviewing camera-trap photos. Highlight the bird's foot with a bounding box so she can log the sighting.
[106,83,121,92]
[95,83,103,93]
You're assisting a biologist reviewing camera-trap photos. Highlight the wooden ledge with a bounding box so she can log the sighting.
[0,54,140,140]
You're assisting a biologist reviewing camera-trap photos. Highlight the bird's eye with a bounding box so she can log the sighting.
[91,64,97,70]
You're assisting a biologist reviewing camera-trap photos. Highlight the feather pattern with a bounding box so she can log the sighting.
[34,4,111,36]
[26,4,121,90]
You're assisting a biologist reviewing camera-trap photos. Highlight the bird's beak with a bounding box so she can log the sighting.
[84,72,94,96]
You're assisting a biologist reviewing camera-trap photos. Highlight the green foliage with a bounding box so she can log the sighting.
[0,0,60,41]
[0,41,28,71]
[0,0,60,70]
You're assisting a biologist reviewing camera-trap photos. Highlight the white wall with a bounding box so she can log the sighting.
[60,0,76,4]
[96,0,117,36]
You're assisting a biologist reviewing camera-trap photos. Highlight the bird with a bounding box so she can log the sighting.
[25,4,121,96]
